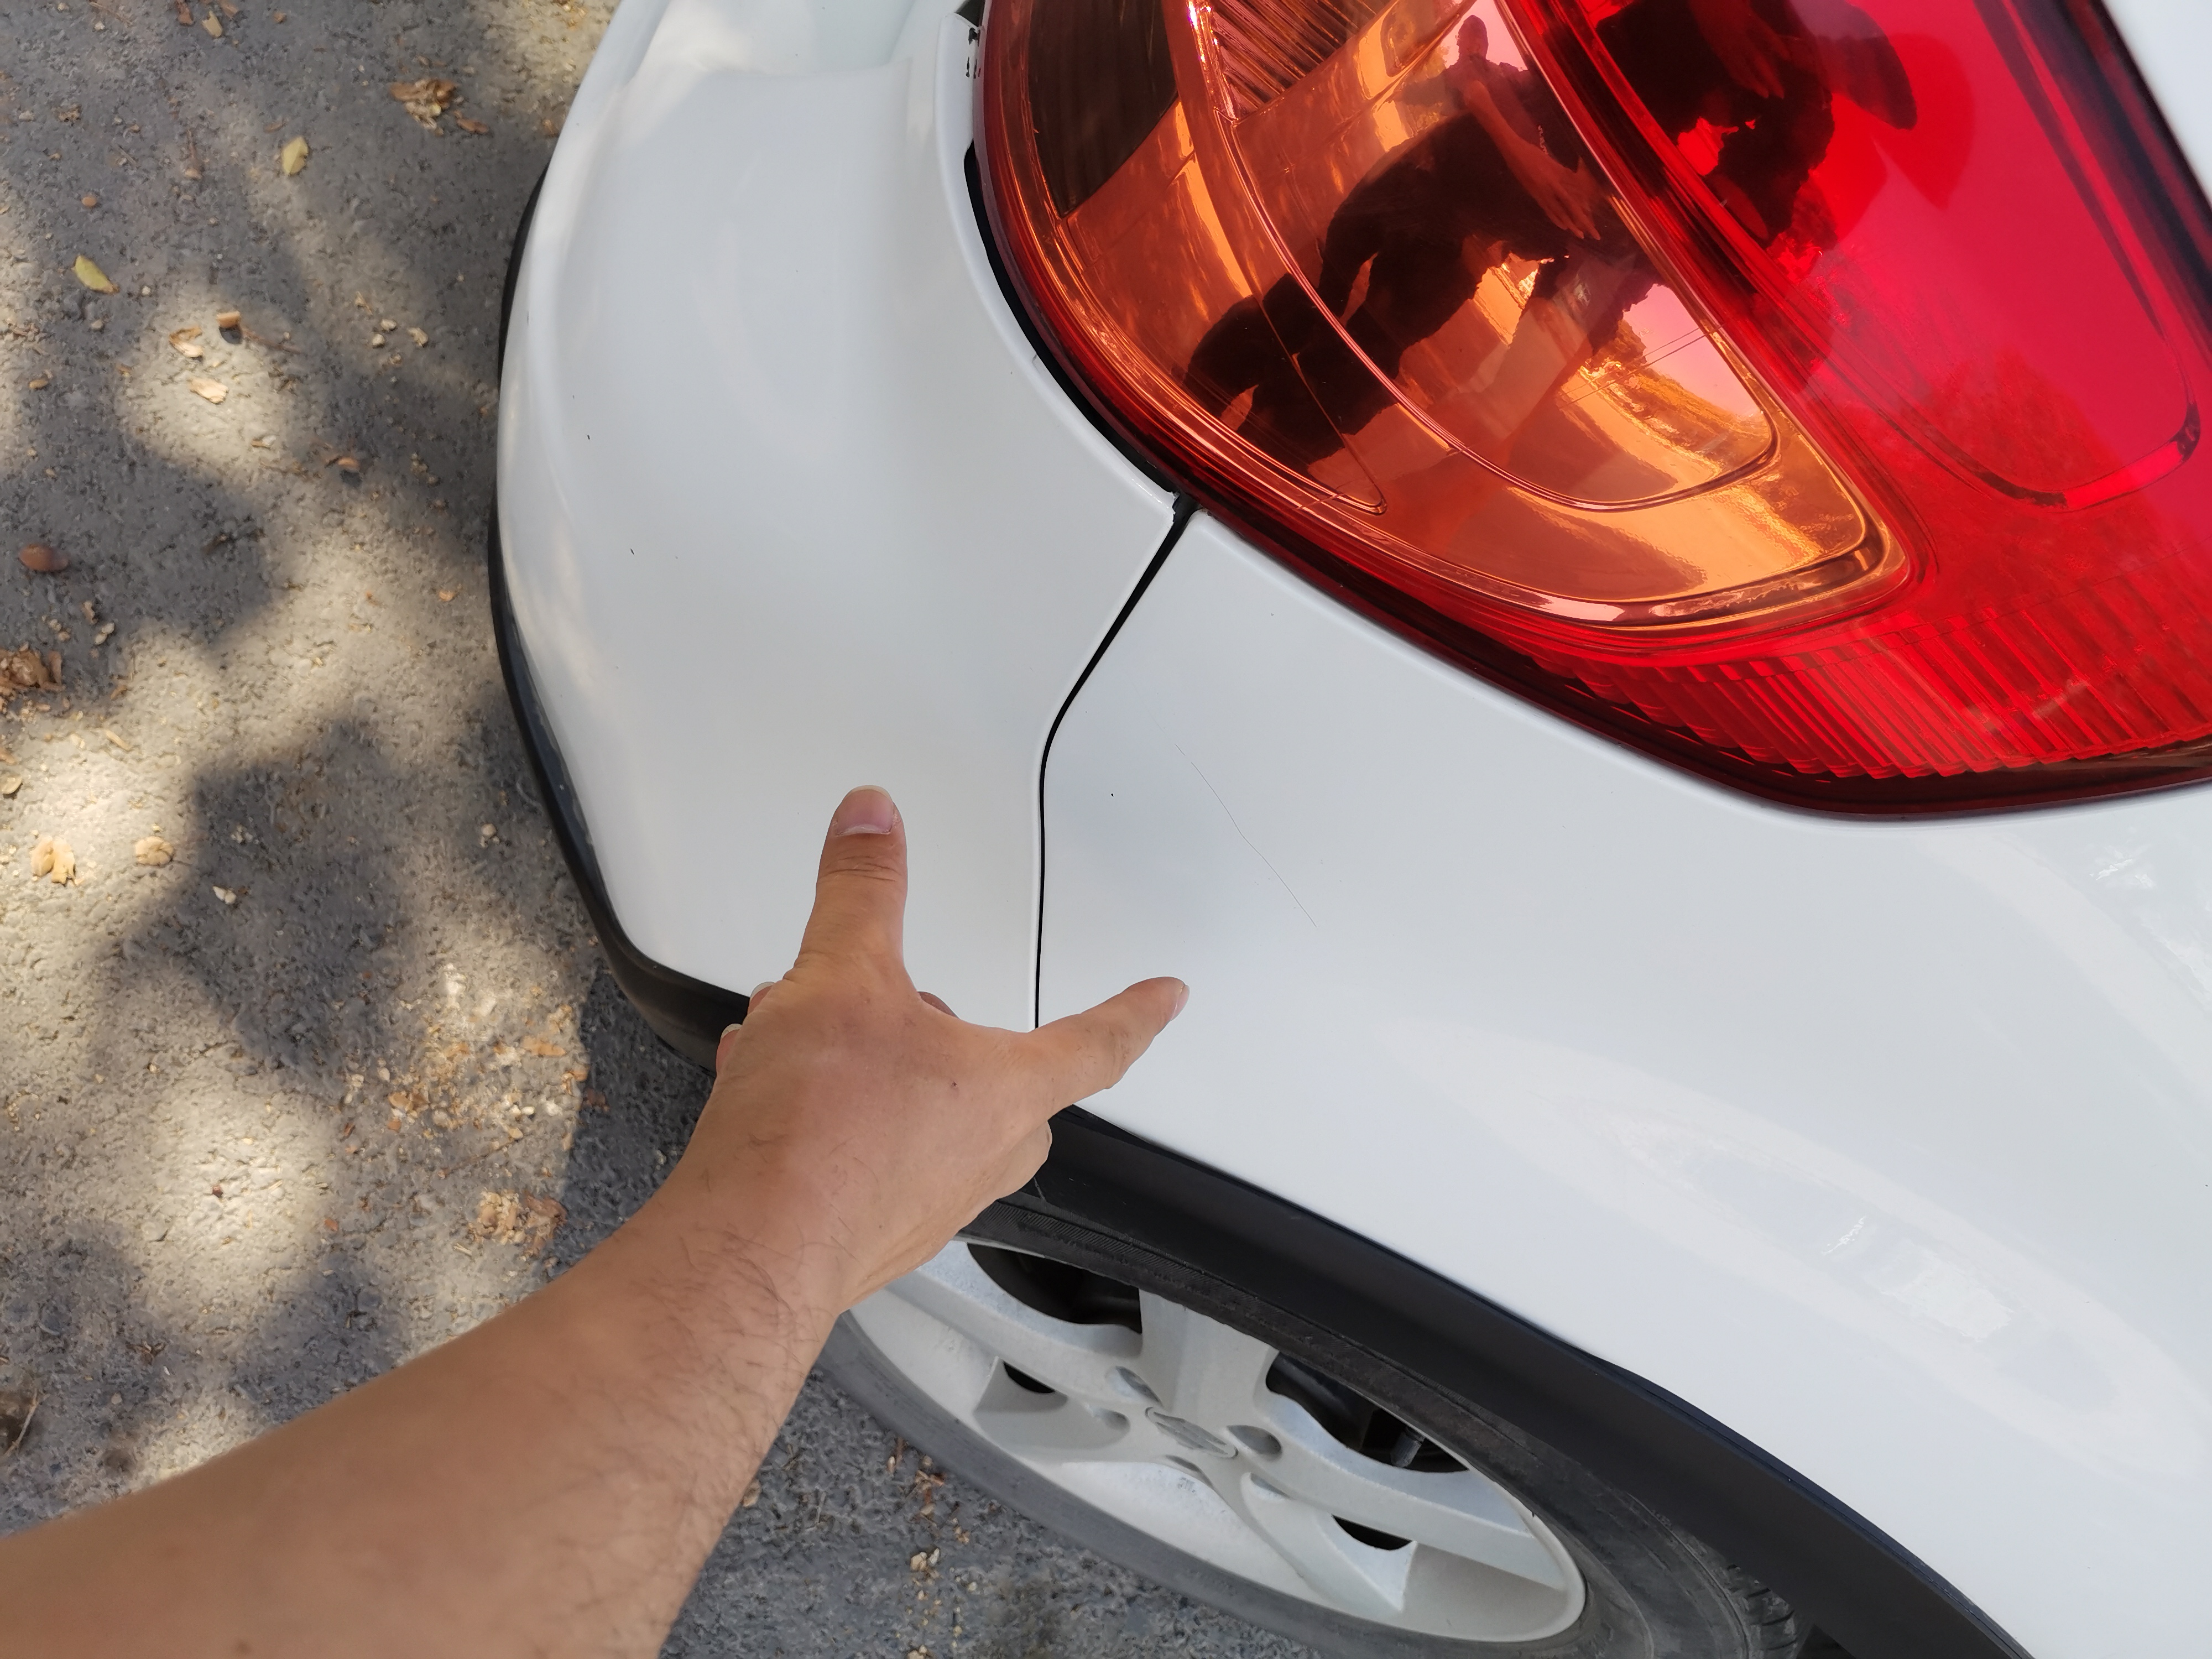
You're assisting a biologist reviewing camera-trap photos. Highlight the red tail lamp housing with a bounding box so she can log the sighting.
[978,0,2212,810]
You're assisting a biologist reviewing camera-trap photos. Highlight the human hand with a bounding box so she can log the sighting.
[1504,140,1605,242]
[1688,0,1794,101]
[662,786,1186,1317]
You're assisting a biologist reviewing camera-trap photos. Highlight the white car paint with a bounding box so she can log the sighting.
[503,0,2212,1653]
[1039,517,2212,1659]
[498,3,1175,1030]
[2103,0,2212,189]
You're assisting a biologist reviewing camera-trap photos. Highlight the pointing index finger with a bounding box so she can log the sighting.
[1021,977,1188,1107]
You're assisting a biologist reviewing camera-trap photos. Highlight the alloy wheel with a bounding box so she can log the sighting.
[847,1240,1588,1642]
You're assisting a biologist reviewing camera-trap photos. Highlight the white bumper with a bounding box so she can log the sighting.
[1042,516,2212,1659]
[497,0,1175,1029]
[507,2,2212,1654]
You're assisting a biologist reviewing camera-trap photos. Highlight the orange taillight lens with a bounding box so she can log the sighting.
[980,0,2212,807]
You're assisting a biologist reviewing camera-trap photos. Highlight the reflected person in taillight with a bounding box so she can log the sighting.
[1185,9,1642,471]
[1186,0,1913,485]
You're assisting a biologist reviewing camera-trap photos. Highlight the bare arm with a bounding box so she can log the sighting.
[0,786,1185,1658]
[1448,69,1604,241]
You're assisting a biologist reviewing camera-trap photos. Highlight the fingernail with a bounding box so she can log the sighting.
[721,1022,743,1039]
[1170,981,1190,1020]
[832,785,898,838]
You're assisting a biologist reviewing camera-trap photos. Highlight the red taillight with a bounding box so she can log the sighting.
[979,0,2212,808]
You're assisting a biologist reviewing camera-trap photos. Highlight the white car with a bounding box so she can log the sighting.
[494,0,2212,1651]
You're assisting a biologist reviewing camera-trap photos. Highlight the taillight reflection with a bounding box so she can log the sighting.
[983,0,2212,805]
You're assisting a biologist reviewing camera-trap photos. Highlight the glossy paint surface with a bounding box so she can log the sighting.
[1040,515,2212,1659]
[498,1,1176,1025]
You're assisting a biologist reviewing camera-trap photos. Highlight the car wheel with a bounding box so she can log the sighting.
[822,1206,1808,1657]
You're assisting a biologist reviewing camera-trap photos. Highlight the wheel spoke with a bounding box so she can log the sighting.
[972,1378,1144,1465]
[1234,1472,1417,1619]
[1254,1399,1569,1590]
[880,1246,1140,1405]
[1132,1293,1279,1426]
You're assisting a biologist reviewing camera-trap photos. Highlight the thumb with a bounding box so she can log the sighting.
[794,786,908,968]
[1021,977,1188,1107]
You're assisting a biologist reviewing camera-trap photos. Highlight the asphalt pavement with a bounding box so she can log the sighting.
[0,2,1307,1652]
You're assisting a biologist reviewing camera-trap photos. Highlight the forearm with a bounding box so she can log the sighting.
[0,785,1181,1657]
[0,1175,841,1659]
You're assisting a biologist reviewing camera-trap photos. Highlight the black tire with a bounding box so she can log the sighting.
[821,1201,1808,1658]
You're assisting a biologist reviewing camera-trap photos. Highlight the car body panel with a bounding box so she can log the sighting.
[1040,516,2212,1659]
[505,0,2212,1652]
[498,2,1175,1029]
[2104,0,2212,186]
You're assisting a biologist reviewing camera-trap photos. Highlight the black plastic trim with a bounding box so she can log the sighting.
[1021,1109,2033,1659]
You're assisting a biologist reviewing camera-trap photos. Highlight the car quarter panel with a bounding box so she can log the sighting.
[498,0,1176,1026]
[1041,515,2212,1659]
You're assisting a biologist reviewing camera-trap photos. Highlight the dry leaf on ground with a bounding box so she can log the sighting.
[409,327,429,347]
[453,116,489,136]
[189,377,228,404]
[1,646,63,700]
[201,11,221,35]
[171,0,191,21]
[168,325,204,358]
[390,77,460,128]
[31,837,76,885]
[469,1191,566,1255]
[72,254,118,294]
[215,308,241,330]
[18,544,66,575]
[521,1037,568,1058]
[278,135,309,175]
[134,835,174,868]
[0,779,21,799]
